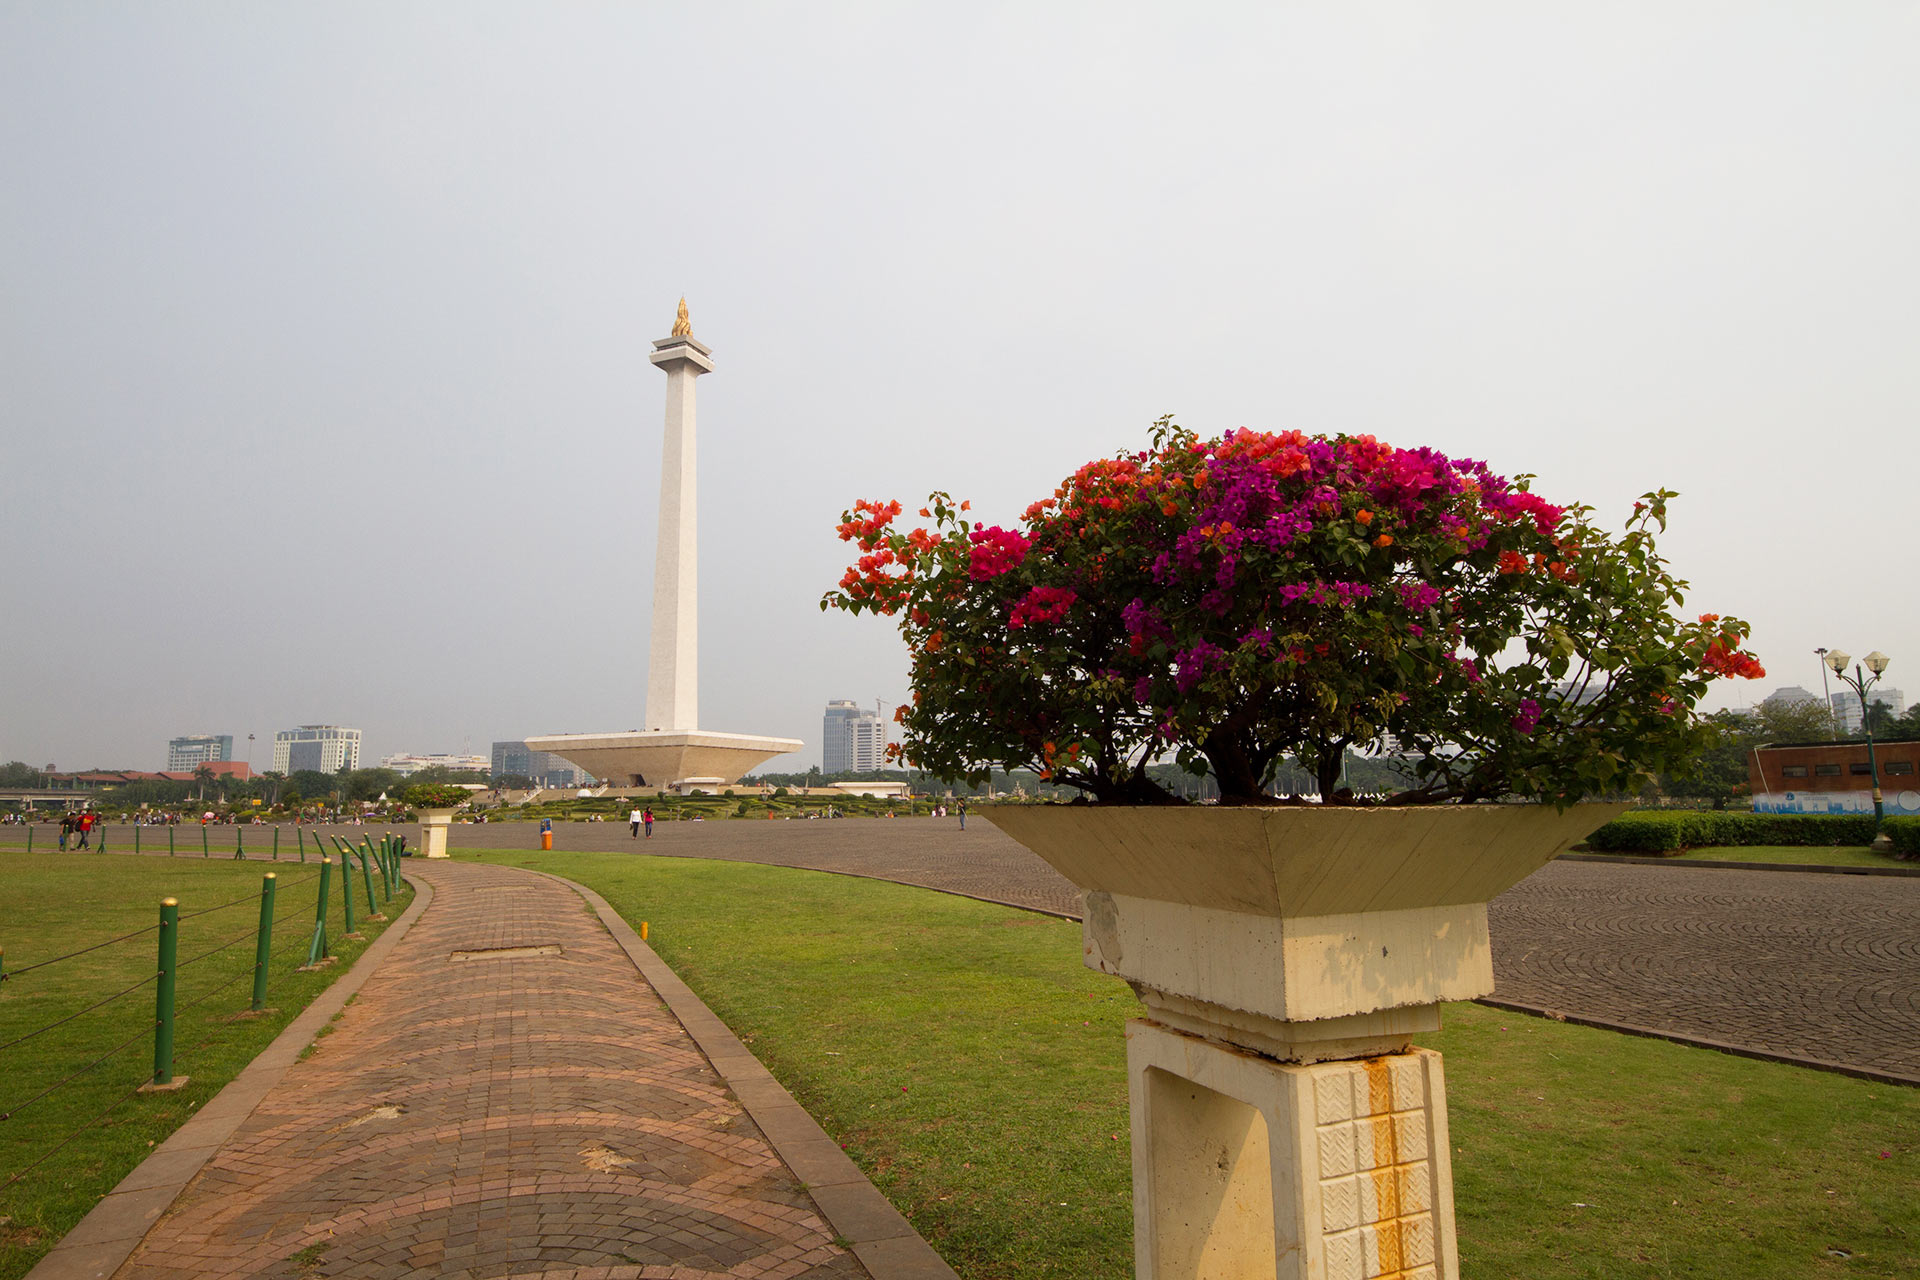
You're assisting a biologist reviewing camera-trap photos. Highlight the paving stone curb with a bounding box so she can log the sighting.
[1559,850,1920,876]
[1474,997,1920,1089]
[22,873,435,1280]
[529,868,963,1280]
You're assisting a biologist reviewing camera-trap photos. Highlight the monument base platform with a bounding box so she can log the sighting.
[525,729,803,789]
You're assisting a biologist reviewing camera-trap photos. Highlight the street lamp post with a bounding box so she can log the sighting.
[1823,648,1891,824]
[1815,648,1837,738]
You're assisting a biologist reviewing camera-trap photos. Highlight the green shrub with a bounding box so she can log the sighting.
[402,782,472,810]
[1882,816,1920,859]
[1585,810,1881,853]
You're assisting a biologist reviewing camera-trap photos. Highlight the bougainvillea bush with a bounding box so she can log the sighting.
[402,783,471,811]
[824,418,1765,806]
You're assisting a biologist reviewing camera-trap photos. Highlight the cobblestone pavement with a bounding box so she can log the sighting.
[114,859,869,1280]
[1485,860,1920,1080]
[421,818,1920,1080]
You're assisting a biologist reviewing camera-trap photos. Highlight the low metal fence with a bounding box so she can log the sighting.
[0,833,410,1190]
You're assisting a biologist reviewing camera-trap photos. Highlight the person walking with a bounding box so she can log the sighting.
[75,811,93,849]
[642,807,654,839]
[629,805,644,838]
[957,800,967,831]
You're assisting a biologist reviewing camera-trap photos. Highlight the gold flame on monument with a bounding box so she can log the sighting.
[671,297,692,337]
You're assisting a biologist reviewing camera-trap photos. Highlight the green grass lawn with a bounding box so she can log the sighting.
[0,850,411,1280]
[468,847,1919,1280]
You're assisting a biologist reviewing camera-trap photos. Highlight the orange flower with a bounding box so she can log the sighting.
[1355,509,1373,525]
[1374,534,1394,548]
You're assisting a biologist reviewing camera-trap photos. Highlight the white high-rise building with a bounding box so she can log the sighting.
[272,725,362,774]
[1832,688,1904,736]
[822,700,888,773]
[167,734,233,771]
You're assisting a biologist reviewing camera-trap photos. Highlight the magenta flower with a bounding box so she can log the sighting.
[967,526,1030,579]
[1512,698,1542,735]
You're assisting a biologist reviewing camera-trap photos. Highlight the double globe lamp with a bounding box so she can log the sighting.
[1823,648,1891,823]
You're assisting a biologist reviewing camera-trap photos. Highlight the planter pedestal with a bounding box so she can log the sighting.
[988,804,1618,1280]
[1130,1020,1453,1280]
[418,808,454,859]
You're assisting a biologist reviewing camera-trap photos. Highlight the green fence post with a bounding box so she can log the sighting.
[380,835,395,899]
[297,826,306,863]
[25,826,31,854]
[305,852,332,965]
[336,840,358,937]
[167,826,174,856]
[234,826,245,860]
[272,826,280,861]
[153,898,179,1086]
[251,873,276,1011]
[357,839,380,915]
[97,825,107,854]
[201,826,209,858]
[135,824,141,854]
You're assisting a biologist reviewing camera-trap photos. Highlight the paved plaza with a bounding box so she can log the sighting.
[15,816,1917,1278]
[91,859,936,1280]
[417,816,1920,1082]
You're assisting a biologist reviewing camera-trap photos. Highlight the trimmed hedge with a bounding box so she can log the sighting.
[1584,810,1882,854]
[1882,816,1920,859]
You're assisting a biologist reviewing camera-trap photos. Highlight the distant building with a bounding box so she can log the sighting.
[1760,685,1821,708]
[271,725,362,775]
[1749,738,1920,817]
[830,779,910,800]
[490,740,593,787]
[1832,688,1905,736]
[822,700,888,773]
[379,753,492,777]
[167,734,233,771]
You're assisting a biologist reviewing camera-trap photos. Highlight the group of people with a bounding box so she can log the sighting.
[627,807,655,838]
[57,810,99,849]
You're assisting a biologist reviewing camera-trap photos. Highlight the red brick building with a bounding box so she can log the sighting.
[1748,739,1920,817]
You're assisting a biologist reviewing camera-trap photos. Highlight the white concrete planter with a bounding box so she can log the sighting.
[986,803,1621,1280]
[417,808,456,859]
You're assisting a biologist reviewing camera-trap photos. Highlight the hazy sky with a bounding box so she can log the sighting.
[4,3,1916,773]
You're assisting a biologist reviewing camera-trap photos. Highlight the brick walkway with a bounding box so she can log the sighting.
[409,818,1920,1081]
[113,860,872,1280]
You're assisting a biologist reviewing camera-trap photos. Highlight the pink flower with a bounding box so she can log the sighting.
[968,526,1030,579]
[1512,698,1542,735]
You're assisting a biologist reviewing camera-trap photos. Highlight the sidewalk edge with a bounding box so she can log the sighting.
[532,868,961,1280]
[24,874,435,1280]
[1558,851,1920,877]
[1473,997,1920,1088]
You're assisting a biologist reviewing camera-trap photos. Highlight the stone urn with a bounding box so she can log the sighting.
[987,802,1620,1280]
[416,808,457,859]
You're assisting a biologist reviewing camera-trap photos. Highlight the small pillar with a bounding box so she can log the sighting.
[1128,1020,1457,1280]
[419,808,453,858]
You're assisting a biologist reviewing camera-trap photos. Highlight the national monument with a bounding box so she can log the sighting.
[527,301,802,788]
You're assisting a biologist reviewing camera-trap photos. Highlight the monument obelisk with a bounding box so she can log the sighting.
[645,297,709,732]
[527,301,802,789]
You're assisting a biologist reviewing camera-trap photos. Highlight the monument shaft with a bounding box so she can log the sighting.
[646,328,713,732]
[524,305,801,789]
